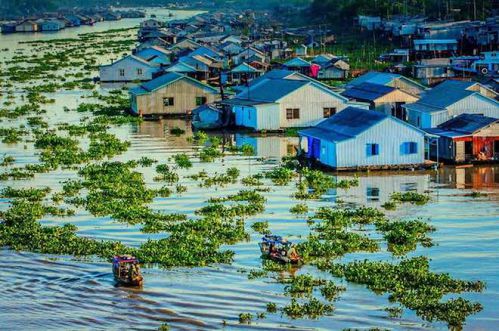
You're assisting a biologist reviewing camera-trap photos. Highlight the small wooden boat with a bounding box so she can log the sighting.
[112,255,144,286]
[259,234,302,264]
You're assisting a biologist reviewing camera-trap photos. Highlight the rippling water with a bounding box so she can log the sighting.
[1,11,498,331]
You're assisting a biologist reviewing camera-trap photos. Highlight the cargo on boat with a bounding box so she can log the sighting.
[259,234,302,264]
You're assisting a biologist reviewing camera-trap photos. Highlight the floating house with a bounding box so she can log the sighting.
[225,70,348,131]
[341,82,419,120]
[404,80,499,128]
[135,46,172,67]
[129,72,219,116]
[413,58,455,85]
[347,72,426,96]
[298,107,427,170]
[15,20,39,32]
[317,60,350,80]
[99,55,162,83]
[40,19,65,32]
[282,57,312,75]
[413,39,458,57]
[230,63,263,85]
[232,47,266,66]
[425,114,499,163]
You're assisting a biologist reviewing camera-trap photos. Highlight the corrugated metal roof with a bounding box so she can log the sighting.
[236,79,310,102]
[341,82,395,101]
[414,80,476,110]
[166,62,198,73]
[133,72,218,94]
[283,57,311,67]
[348,71,401,86]
[231,62,260,73]
[299,107,388,142]
[348,71,425,90]
[437,113,497,134]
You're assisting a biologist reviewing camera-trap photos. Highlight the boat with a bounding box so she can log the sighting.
[192,104,232,130]
[259,234,302,264]
[112,255,144,286]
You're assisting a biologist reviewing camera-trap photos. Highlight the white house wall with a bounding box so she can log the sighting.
[100,58,158,82]
[334,119,425,168]
[278,84,347,128]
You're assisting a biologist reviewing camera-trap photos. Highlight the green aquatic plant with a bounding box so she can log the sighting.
[290,203,309,215]
[284,274,326,297]
[266,302,277,313]
[375,219,435,255]
[238,313,253,324]
[0,187,51,202]
[241,174,264,186]
[0,155,15,167]
[320,281,346,302]
[324,257,484,328]
[199,146,223,162]
[173,153,192,169]
[154,164,179,183]
[251,221,270,234]
[265,166,295,186]
[390,192,430,205]
[381,201,397,210]
[283,298,334,319]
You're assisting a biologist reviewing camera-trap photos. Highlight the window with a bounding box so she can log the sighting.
[119,69,125,77]
[163,97,174,106]
[401,142,418,154]
[286,108,300,120]
[366,143,379,156]
[367,187,380,201]
[196,96,207,106]
[137,68,143,75]
[323,107,337,118]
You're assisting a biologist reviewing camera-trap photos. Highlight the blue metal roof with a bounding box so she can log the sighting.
[433,113,497,136]
[188,46,221,59]
[283,57,311,68]
[415,80,476,109]
[348,71,401,86]
[299,107,389,142]
[231,62,260,73]
[341,82,395,101]
[236,79,309,102]
[166,62,198,73]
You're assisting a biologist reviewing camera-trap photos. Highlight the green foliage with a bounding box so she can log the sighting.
[173,153,193,169]
[290,203,309,215]
[265,166,295,186]
[324,257,484,327]
[238,313,253,324]
[251,221,270,234]
[283,298,334,319]
[390,192,430,205]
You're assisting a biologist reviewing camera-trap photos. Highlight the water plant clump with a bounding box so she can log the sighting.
[0,187,51,202]
[241,174,264,186]
[173,153,192,169]
[290,203,309,215]
[200,168,240,188]
[199,146,223,162]
[390,192,430,205]
[238,313,253,324]
[251,221,270,234]
[0,156,16,166]
[323,257,485,327]
[265,166,295,186]
[154,164,179,183]
[283,298,334,319]
[283,274,326,297]
[375,219,435,255]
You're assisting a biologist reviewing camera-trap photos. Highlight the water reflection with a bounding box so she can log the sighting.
[336,172,431,206]
[235,133,302,159]
[437,165,499,190]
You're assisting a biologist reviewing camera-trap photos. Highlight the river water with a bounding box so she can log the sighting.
[0,9,498,331]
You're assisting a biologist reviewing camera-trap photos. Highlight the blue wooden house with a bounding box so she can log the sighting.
[299,107,427,169]
[40,19,65,32]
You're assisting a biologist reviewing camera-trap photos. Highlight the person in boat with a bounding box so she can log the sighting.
[288,246,299,261]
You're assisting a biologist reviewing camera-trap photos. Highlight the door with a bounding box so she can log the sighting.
[464,141,473,161]
[495,140,499,160]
